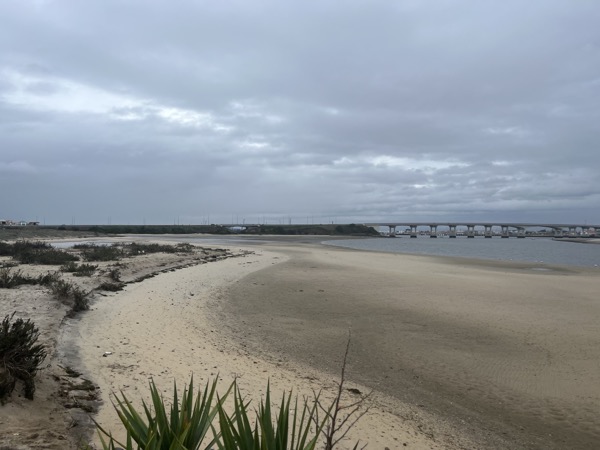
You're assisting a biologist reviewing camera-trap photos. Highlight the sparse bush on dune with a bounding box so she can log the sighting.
[71,285,90,312]
[126,242,194,256]
[107,267,122,282]
[48,278,91,313]
[0,267,34,288]
[49,278,73,300]
[3,241,80,265]
[0,313,47,400]
[0,267,60,288]
[96,281,125,292]
[76,244,124,262]
[61,261,98,277]
[37,270,61,286]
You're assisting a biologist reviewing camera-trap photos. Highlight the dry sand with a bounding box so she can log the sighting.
[0,238,241,449]
[2,235,599,449]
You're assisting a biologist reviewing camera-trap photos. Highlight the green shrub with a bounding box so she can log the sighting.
[125,242,195,256]
[71,286,90,312]
[78,244,123,262]
[108,267,122,282]
[49,279,72,299]
[0,313,47,400]
[61,261,98,277]
[0,241,14,256]
[37,271,60,286]
[217,382,324,450]
[97,282,125,292]
[60,261,79,272]
[0,267,59,288]
[96,377,225,450]
[0,267,34,288]
[8,241,79,265]
[95,377,330,450]
[46,277,90,313]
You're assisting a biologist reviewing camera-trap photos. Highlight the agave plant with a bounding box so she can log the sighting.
[215,381,327,450]
[96,376,228,450]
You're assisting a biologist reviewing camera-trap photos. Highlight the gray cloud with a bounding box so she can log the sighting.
[1,0,599,224]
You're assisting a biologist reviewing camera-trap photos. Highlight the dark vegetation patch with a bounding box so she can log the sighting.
[0,267,60,289]
[0,241,79,265]
[0,313,47,401]
[96,281,125,292]
[12,223,379,236]
[107,267,121,282]
[48,279,90,312]
[126,242,195,255]
[74,244,124,262]
[60,261,98,277]
[55,224,232,234]
[240,223,379,236]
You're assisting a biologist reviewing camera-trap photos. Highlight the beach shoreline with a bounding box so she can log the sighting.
[219,240,600,449]
[73,242,447,449]
[2,235,599,449]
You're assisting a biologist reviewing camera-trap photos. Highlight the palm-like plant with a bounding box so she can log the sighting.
[93,375,365,450]
[96,377,228,450]
[215,381,326,450]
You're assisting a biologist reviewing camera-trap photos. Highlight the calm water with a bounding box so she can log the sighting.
[324,237,600,268]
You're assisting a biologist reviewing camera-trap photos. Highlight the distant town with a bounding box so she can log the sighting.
[0,219,40,226]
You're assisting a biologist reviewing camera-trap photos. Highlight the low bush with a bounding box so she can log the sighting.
[71,286,90,312]
[97,281,125,292]
[126,242,195,256]
[49,279,73,299]
[37,271,60,286]
[60,261,78,272]
[0,267,59,288]
[0,267,36,288]
[108,267,121,282]
[48,279,90,312]
[0,313,47,400]
[5,241,79,265]
[61,261,98,277]
[0,241,13,256]
[78,244,123,262]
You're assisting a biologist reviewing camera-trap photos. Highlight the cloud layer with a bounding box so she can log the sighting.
[2,1,599,224]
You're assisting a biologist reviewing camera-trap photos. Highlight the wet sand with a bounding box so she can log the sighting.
[221,242,600,449]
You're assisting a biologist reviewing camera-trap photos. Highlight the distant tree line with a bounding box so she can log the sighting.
[41,223,379,236]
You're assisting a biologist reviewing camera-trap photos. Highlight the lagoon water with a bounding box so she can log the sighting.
[324,236,600,268]
[52,235,600,268]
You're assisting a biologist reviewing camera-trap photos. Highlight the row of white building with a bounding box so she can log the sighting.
[0,219,40,226]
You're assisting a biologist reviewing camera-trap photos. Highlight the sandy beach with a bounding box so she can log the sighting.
[75,243,438,450]
[2,235,599,449]
[75,237,600,449]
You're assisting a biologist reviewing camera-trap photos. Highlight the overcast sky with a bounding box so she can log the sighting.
[1,1,599,225]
